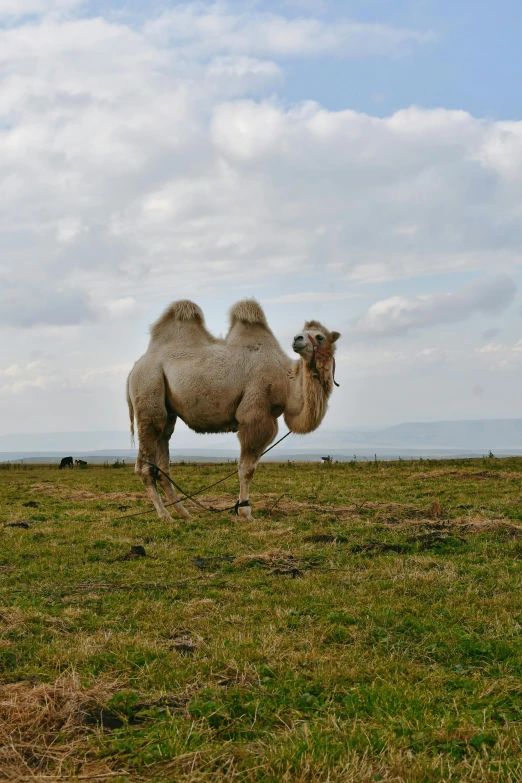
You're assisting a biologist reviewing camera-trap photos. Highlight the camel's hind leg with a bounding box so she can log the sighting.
[135,418,174,522]
[236,412,278,519]
[156,414,191,520]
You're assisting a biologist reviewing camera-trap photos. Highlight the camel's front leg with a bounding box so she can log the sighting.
[237,416,278,519]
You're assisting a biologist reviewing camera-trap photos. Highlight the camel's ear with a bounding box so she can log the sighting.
[329,331,341,343]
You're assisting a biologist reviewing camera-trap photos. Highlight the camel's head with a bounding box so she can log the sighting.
[292,320,341,361]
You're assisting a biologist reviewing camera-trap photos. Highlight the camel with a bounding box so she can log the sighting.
[126,299,340,521]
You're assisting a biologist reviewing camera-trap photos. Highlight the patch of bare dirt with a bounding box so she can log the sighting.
[414,469,518,481]
[30,483,146,501]
[30,482,63,496]
[351,541,409,555]
[191,494,459,526]
[304,533,349,544]
[234,549,322,577]
[0,609,26,633]
[250,528,293,538]
[216,666,259,689]
[195,493,317,516]
[79,490,146,501]
[407,530,466,549]
[388,516,522,537]
[168,628,203,655]
[193,554,235,570]
[84,694,188,733]
[459,518,522,537]
[201,494,397,518]
[59,582,170,596]
[113,545,147,562]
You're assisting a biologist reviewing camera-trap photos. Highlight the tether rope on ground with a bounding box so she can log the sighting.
[111,430,293,522]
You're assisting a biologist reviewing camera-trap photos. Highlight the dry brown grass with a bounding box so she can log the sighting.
[29,483,146,501]
[0,674,122,781]
[414,469,519,481]
[3,460,522,781]
[203,493,416,518]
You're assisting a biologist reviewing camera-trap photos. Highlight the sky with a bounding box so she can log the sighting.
[1,0,522,448]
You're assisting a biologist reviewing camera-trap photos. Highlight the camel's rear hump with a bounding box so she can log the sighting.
[150,300,215,345]
[229,299,269,329]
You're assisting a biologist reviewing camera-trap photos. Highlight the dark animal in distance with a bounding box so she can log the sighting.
[75,459,87,467]
[59,456,74,469]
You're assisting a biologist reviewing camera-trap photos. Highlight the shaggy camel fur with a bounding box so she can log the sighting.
[127,299,340,521]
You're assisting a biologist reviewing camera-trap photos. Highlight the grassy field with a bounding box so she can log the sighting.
[1,457,522,782]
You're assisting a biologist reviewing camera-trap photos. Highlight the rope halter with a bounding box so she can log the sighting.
[308,334,340,388]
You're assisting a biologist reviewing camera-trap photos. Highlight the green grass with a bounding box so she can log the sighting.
[1,457,522,781]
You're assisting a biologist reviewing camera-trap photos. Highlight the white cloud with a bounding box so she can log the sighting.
[0,2,521,435]
[0,0,81,17]
[336,345,449,378]
[0,360,58,394]
[206,55,278,77]
[482,327,501,340]
[476,122,522,181]
[476,343,504,353]
[0,8,520,332]
[473,339,522,371]
[0,283,95,328]
[80,363,133,384]
[145,5,435,59]
[56,217,84,244]
[265,292,361,303]
[0,357,133,396]
[3,365,22,378]
[103,297,138,319]
[353,275,517,338]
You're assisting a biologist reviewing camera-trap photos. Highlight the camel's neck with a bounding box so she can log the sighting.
[284,354,334,434]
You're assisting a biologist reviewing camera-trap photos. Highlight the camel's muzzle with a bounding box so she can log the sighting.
[292,334,308,353]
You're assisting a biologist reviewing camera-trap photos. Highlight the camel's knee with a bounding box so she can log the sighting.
[239,462,256,482]
[135,458,159,486]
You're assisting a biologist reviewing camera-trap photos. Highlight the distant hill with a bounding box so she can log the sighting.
[0,418,521,463]
[336,419,522,451]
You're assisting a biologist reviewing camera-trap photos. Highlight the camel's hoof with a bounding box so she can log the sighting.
[173,502,191,520]
[238,505,252,519]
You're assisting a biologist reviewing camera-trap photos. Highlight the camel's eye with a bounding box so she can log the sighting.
[316,334,324,342]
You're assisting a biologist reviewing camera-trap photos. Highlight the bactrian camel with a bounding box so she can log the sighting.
[127,299,340,521]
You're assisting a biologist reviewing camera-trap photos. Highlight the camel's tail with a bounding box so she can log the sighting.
[150,300,205,341]
[126,374,135,448]
[229,299,268,329]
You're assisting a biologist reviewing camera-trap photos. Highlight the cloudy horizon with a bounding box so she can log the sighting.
[1,0,521,445]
